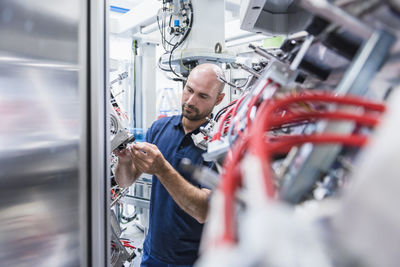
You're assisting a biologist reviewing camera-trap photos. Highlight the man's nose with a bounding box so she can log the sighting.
[186,94,196,105]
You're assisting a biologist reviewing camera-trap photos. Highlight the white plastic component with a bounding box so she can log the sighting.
[198,194,332,267]
[240,0,313,35]
[191,132,208,150]
[161,0,236,71]
[334,88,400,267]
[202,139,230,162]
[183,0,225,52]
[110,103,134,151]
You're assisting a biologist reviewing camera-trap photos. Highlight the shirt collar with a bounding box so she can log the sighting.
[172,115,183,127]
[173,114,213,133]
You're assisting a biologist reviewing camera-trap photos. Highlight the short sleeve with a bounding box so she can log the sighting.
[145,124,154,143]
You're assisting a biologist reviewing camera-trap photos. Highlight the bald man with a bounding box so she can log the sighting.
[114,63,225,267]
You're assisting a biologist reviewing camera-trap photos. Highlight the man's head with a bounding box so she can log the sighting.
[181,63,225,121]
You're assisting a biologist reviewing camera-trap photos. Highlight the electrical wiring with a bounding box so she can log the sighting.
[212,104,235,141]
[224,81,278,144]
[214,99,238,122]
[250,93,386,148]
[245,80,273,124]
[180,48,192,71]
[267,134,368,154]
[268,111,381,128]
[169,43,182,78]
[220,137,249,244]
[212,94,247,141]
[120,203,137,224]
[215,89,386,246]
[248,93,385,196]
[157,1,194,78]
[219,132,369,245]
[224,95,252,141]
[231,94,247,117]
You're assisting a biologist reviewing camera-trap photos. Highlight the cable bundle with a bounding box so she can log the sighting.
[216,82,386,244]
[157,0,193,78]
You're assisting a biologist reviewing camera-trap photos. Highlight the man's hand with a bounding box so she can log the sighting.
[113,145,142,188]
[113,146,133,164]
[131,142,168,176]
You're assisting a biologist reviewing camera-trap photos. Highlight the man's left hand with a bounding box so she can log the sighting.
[131,142,168,175]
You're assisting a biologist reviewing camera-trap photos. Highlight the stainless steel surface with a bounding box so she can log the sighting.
[90,0,109,266]
[0,0,84,266]
[0,0,109,266]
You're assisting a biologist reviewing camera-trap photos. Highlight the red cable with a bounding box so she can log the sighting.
[245,80,275,124]
[212,105,235,141]
[268,111,380,128]
[220,138,248,244]
[232,95,247,117]
[212,94,247,141]
[268,134,368,154]
[217,91,385,246]
[249,93,385,196]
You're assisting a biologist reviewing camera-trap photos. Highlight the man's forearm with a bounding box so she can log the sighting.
[156,161,210,223]
[115,161,140,188]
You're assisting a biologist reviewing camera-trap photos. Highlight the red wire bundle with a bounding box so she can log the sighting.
[217,87,386,244]
[212,96,246,141]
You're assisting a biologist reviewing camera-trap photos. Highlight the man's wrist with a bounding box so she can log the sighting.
[155,159,171,177]
[117,157,132,165]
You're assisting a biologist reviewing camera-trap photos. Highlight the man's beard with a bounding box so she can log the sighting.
[182,103,212,121]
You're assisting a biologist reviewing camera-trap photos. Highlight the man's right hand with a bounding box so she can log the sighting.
[113,146,133,164]
[113,144,142,188]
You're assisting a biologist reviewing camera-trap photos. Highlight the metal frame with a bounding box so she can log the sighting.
[79,0,89,266]
[281,29,395,204]
[88,0,110,265]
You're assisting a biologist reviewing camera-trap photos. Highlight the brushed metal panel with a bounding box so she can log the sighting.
[0,0,87,266]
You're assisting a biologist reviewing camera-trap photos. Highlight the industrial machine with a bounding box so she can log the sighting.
[158,0,236,78]
[3,0,400,266]
[191,1,400,267]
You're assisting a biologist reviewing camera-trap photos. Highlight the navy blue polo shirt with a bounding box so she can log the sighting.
[142,115,211,265]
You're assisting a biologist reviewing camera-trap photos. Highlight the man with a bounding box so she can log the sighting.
[114,63,225,267]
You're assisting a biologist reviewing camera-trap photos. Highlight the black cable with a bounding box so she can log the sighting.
[159,10,191,50]
[158,54,172,72]
[215,101,238,122]
[132,40,137,128]
[157,35,176,72]
[157,1,194,78]
[169,43,180,77]
[168,2,193,77]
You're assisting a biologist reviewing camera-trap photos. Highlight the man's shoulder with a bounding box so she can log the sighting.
[146,115,180,144]
[151,115,180,129]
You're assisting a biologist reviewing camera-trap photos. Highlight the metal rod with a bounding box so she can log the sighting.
[298,0,373,39]
[235,62,261,78]
[110,187,129,208]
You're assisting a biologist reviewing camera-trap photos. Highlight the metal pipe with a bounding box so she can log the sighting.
[235,63,261,78]
[298,0,373,39]
[110,188,129,208]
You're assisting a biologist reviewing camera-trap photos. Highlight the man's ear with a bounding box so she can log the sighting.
[216,93,225,106]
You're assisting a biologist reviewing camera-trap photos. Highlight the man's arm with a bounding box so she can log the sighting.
[131,142,211,223]
[114,147,143,188]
